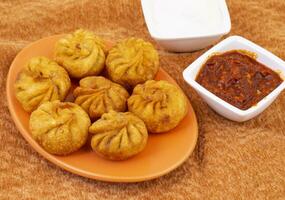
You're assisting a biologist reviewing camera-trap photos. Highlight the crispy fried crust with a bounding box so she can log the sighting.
[54,29,106,78]
[128,80,188,133]
[73,76,129,120]
[15,56,71,112]
[89,111,148,160]
[29,101,91,155]
[106,38,159,89]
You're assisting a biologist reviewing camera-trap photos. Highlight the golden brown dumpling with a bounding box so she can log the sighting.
[54,29,106,78]
[128,80,188,133]
[106,38,159,89]
[73,76,129,120]
[15,56,71,112]
[30,101,91,155]
[89,111,148,160]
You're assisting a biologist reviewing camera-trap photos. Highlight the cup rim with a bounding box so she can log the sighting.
[141,0,231,40]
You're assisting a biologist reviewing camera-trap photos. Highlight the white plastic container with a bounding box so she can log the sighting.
[183,36,285,122]
[141,0,231,52]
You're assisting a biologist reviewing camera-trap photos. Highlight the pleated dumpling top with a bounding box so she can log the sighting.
[128,80,188,133]
[89,111,148,160]
[15,56,71,112]
[73,76,129,120]
[106,38,159,89]
[54,29,106,78]
[30,101,91,155]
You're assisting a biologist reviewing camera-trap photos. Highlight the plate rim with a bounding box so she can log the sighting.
[6,34,198,182]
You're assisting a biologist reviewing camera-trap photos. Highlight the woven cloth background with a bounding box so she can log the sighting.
[0,0,284,199]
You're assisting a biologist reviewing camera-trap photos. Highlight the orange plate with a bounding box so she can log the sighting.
[6,35,198,182]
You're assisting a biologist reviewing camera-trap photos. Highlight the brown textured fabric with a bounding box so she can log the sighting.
[0,0,285,199]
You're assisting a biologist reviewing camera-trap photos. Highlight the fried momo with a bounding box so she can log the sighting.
[15,56,71,112]
[128,80,188,133]
[54,29,106,78]
[73,76,129,120]
[30,101,91,155]
[106,38,159,89]
[89,111,148,160]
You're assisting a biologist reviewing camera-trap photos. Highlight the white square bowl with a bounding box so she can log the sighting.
[183,36,285,122]
[141,0,231,52]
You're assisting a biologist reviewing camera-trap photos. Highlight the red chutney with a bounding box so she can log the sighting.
[196,50,283,110]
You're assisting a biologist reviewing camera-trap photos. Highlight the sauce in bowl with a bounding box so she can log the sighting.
[196,50,283,110]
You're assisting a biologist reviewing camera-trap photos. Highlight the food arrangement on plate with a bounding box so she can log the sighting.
[9,28,285,181]
[7,1,285,182]
[13,29,189,160]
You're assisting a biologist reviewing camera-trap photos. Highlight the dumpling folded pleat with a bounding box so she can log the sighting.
[15,56,71,112]
[73,76,129,120]
[29,101,91,155]
[106,38,159,89]
[54,29,106,78]
[127,80,188,133]
[89,111,148,160]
